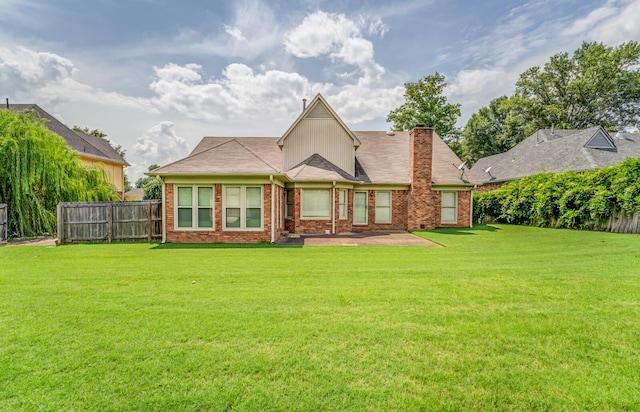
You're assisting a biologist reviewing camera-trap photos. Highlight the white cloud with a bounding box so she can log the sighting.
[0,46,156,111]
[284,11,386,81]
[564,0,640,43]
[448,68,513,101]
[0,46,76,88]
[130,121,189,179]
[148,62,311,123]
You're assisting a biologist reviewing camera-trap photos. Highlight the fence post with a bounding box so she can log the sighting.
[56,203,64,245]
[147,201,152,242]
[0,204,6,245]
[107,203,113,243]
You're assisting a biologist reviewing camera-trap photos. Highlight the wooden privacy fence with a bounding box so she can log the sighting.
[57,201,162,244]
[0,204,7,244]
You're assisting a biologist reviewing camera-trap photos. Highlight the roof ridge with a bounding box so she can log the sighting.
[153,138,237,173]
[233,139,280,173]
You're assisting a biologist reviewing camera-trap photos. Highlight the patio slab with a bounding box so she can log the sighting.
[277,231,440,247]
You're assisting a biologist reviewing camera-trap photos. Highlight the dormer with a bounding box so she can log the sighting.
[278,94,360,175]
[585,127,617,152]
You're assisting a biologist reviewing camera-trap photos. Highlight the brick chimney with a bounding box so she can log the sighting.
[407,124,435,230]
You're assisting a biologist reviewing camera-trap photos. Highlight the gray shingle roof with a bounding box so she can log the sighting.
[153,130,475,186]
[286,153,359,182]
[153,137,282,175]
[471,127,640,183]
[6,104,128,166]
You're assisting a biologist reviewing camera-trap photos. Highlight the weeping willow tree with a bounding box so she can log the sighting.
[0,109,118,238]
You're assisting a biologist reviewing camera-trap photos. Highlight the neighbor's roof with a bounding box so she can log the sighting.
[152,130,475,186]
[471,126,640,183]
[6,104,129,166]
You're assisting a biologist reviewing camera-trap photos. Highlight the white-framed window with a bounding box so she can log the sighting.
[285,188,294,218]
[301,189,331,219]
[353,191,368,225]
[223,185,263,230]
[338,189,347,219]
[441,191,457,223]
[375,191,392,223]
[176,186,214,229]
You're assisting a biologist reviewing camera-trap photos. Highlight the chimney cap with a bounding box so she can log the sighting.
[415,123,426,128]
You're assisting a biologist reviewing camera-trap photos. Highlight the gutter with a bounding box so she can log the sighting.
[160,176,166,243]
[332,181,336,234]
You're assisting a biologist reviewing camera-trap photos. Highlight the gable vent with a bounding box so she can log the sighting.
[306,104,332,119]
[585,129,616,151]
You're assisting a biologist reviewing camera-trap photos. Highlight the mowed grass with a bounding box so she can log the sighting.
[1,225,639,411]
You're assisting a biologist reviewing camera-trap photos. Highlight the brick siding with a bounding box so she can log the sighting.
[407,126,436,230]
[165,183,272,243]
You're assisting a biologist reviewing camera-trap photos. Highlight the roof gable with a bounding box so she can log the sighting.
[277,94,360,147]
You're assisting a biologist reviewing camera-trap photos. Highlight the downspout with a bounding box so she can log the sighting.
[160,176,166,243]
[470,186,476,228]
[270,175,275,243]
[332,181,336,234]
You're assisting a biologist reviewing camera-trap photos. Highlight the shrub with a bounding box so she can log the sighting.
[474,158,640,230]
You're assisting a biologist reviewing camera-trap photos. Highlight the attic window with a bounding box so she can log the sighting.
[306,104,331,119]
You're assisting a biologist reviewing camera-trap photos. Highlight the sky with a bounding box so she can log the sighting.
[1,0,639,181]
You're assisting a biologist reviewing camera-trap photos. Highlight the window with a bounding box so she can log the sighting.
[224,186,263,230]
[301,189,330,219]
[353,191,367,224]
[338,189,347,219]
[441,191,457,223]
[285,189,294,218]
[176,186,213,229]
[375,191,391,223]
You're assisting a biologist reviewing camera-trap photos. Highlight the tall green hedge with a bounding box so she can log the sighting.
[474,158,640,229]
[0,109,118,238]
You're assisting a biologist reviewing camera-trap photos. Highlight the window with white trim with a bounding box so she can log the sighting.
[441,191,457,223]
[338,189,347,219]
[301,189,331,219]
[375,191,392,223]
[176,186,213,229]
[224,186,263,230]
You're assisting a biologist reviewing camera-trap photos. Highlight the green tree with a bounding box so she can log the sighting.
[515,41,640,132]
[387,73,462,139]
[73,125,127,160]
[142,178,162,200]
[124,174,133,192]
[1,109,118,238]
[463,41,640,164]
[135,164,160,188]
[462,96,531,165]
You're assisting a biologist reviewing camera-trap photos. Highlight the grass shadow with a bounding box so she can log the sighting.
[151,242,303,250]
[413,224,501,236]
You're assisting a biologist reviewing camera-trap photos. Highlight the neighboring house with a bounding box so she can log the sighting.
[471,126,640,191]
[7,104,129,199]
[150,94,476,243]
[125,188,145,201]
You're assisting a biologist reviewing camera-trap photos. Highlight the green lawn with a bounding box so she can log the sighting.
[1,225,639,411]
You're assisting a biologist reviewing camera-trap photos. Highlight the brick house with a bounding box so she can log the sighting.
[150,94,476,243]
